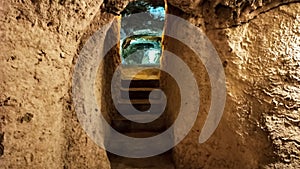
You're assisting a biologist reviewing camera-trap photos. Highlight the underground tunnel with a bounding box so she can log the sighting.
[0,0,299,169]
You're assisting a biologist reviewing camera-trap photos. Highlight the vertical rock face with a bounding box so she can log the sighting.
[161,1,300,169]
[223,4,300,168]
[0,0,299,168]
[0,0,113,168]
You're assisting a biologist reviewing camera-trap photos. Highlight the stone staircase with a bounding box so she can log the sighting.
[109,66,175,169]
[112,66,166,133]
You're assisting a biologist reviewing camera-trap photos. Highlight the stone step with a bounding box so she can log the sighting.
[121,79,160,88]
[117,99,165,113]
[113,113,164,121]
[118,98,163,105]
[120,66,160,80]
[107,132,174,160]
[112,115,166,132]
[120,87,162,100]
[109,150,175,169]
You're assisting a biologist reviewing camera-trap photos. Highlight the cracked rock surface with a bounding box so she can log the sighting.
[0,0,299,168]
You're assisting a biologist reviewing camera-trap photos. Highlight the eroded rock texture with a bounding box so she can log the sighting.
[162,1,300,169]
[0,0,299,168]
[0,0,112,168]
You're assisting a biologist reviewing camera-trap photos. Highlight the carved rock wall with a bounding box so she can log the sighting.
[162,1,300,169]
[0,0,299,168]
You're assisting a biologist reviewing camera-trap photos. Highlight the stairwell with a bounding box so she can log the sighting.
[108,66,175,169]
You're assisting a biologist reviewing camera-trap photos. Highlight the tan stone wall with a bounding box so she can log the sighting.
[0,0,299,168]
[222,4,300,168]
[162,2,300,169]
[0,0,115,168]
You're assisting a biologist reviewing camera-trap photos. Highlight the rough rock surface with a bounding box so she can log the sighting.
[162,1,300,169]
[0,0,299,169]
[224,4,300,168]
[0,0,112,168]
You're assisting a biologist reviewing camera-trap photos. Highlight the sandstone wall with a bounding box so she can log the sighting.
[0,0,115,168]
[162,1,300,169]
[0,0,299,169]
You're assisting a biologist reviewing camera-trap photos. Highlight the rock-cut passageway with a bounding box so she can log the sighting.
[108,66,175,169]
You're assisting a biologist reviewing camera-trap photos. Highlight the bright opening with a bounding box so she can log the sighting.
[120,0,165,66]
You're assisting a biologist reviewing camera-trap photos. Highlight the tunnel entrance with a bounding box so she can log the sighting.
[120,0,165,66]
[107,1,175,169]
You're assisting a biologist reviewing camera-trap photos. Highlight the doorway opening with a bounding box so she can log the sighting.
[107,1,175,169]
[119,0,165,66]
